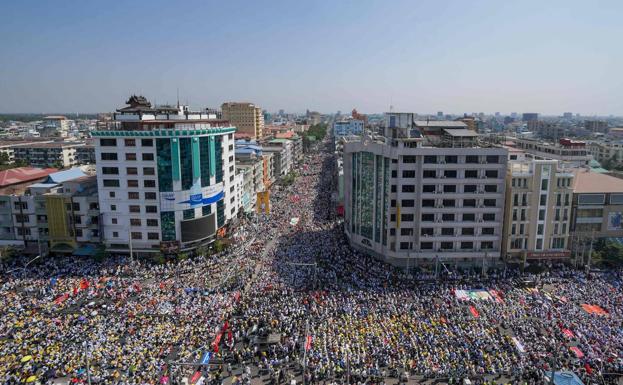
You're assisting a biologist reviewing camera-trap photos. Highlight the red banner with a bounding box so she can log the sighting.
[305,335,313,351]
[469,306,480,318]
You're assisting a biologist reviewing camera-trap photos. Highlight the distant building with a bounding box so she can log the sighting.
[334,120,364,138]
[511,138,591,167]
[40,116,70,137]
[563,112,573,119]
[584,120,608,133]
[221,102,265,139]
[12,142,86,168]
[522,113,539,122]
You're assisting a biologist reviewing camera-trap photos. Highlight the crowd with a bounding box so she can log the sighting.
[1,137,622,385]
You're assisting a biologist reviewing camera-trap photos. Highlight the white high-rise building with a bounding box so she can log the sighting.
[93,96,238,255]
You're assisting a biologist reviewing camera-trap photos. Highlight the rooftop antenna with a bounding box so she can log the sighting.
[389,96,394,112]
[177,88,180,108]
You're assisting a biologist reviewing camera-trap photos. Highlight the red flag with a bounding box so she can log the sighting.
[469,306,480,318]
[73,287,78,296]
[223,320,229,332]
[585,363,593,375]
[305,335,312,351]
[80,278,89,290]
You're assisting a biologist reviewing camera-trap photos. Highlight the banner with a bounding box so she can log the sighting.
[305,335,313,351]
[257,191,270,214]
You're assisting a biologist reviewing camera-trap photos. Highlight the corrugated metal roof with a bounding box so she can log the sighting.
[443,128,479,137]
[0,167,58,187]
[44,168,87,184]
[414,120,467,128]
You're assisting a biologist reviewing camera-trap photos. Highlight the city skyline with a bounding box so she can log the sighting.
[1,0,622,115]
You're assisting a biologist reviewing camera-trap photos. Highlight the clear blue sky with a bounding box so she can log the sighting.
[1,0,622,115]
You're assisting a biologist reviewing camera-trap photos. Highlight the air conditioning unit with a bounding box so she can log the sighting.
[439,160,446,164]
[436,205,444,209]
[480,175,486,179]
[480,160,487,164]
[478,219,484,223]
[440,175,446,179]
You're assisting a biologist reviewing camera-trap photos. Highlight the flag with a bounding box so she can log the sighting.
[200,352,212,365]
[305,335,313,351]
[80,278,89,290]
[584,363,592,375]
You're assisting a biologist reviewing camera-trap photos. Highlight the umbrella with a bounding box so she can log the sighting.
[26,375,37,383]
[21,355,33,363]
[78,316,86,322]
[90,311,98,316]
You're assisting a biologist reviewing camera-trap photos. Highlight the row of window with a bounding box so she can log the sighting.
[100,138,154,147]
[398,241,495,251]
[391,212,497,222]
[102,166,155,176]
[512,193,571,207]
[101,152,155,161]
[109,231,159,240]
[109,204,158,214]
[509,237,566,250]
[510,222,568,236]
[394,169,499,179]
[399,155,500,164]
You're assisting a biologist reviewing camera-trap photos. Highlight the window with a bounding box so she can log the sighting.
[512,209,518,221]
[141,139,153,147]
[391,185,397,193]
[72,203,80,211]
[400,242,411,250]
[422,199,435,207]
[400,214,414,222]
[390,214,396,222]
[481,241,493,249]
[462,213,475,221]
[102,167,119,175]
[402,185,415,193]
[130,218,141,226]
[538,209,545,221]
[440,242,453,250]
[511,238,523,249]
[537,224,544,235]
[441,228,454,236]
[110,205,116,211]
[391,200,396,207]
[461,241,474,250]
[75,229,83,237]
[424,155,437,164]
[540,194,547,205]
[423,185,436,193]
[463,199,476,208]
[109,191,115,198]
[148,232,159,240]
[465,170,478,178]
[126,153,137,161]
[445,155,458,164]
[462,227,475,236]
[127,180,139,188]
[443,185,457,193]
[131,232,142,240]
[129,205,140,213]
[420,242,433,250]
[402,170,416,178]
[442,213,454,221]
[402,155,417,163]
[421,213,434,222]
[142,153,155,161]
[128,192,139,200]
[552,237,565,249]
[464,185,477,193]
[421,228,434,236]
[541,179,548,191]
[402,199,415,207]
[100,138,116,146]
[103,179,120,187]
[143,167,155,176]
[423,170,436,178]
[465,155,479,164]
[485,170,498,178]
[145,206,157,213]
[483,199,496,207]
[124,139,136,147]
[485,155,499,164]
[442,199,455,207]
[444,170,457,178]
[536,239,543,250]
[484,185,497,193]
[482,228,494,235]
[127,167,138,175]
[15,214,29,223]
[145,192,157,200]
[101,153,118,161]
[390,228,396,236]
[144,180,156,188]
[146,219,158,227]
[401,228,413,236]
[483,213,495,222]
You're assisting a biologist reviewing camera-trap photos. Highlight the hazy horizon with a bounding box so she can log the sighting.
[1,0,622,115]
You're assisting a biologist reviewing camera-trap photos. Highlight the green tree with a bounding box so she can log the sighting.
[151,252,166,265]
[93,246,110,262]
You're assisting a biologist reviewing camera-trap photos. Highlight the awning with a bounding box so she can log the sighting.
[73,244,98,256]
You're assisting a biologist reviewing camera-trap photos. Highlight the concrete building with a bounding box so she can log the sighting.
[221,102,264,140]
[262,139,293,178]
[502,160,574,263]
[570,169,623,240]
[343,114,508,267]
[93,96,237,255]
[584,120,608,133]
[587,140,623,167]
[529,121,565,140]
[334,120,364,138]
[75,143,96,165]
[522,113,539,122]
[40,116,70,137]
[510,138,592,167]
[12,142,85,168]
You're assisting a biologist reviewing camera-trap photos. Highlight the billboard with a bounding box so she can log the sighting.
[160,183,224,212]
[256,191,270,214]
[181,213,217,243]
[608,212,623,230]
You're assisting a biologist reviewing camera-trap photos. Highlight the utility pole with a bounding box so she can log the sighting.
[302,319,309,385]
[83,341,92,385]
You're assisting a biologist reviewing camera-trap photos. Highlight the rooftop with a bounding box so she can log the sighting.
[573,168,623,194]
[443,128,479,137]
[414,120,468,128]
[0,167,58,187]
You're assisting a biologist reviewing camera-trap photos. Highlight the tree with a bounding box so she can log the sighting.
[0,246,18,263]
[151,252,166,265]
[93,246,110,262]
[213,240,226,253]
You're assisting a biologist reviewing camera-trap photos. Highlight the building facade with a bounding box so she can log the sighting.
[94,96,237,255]
[221,102,264,140]
[502,160,574,262]
[344,123,508,267]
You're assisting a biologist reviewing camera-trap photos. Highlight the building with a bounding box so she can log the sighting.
[262,139,293,178]
[93,96,237,255]
[584,120,608,133]
[334,120,364,139]
[570,169,623,240]
[587,140,623,167]
[529,120,565,140]
[563,112,573,119]
[221,102,264,140]
[522,113,539,122]
[343,113,508,267]
[502,160,574,263]
[40,116,70,137]
[75,143,96,165]
[510,138,592,167]
[12,142,86,168]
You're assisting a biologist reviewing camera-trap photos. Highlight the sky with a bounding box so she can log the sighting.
[1,0,622,115]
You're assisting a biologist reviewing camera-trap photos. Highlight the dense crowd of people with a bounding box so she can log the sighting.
[1,137,622,385]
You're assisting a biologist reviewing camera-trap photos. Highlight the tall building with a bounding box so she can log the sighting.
[502,160,574,263]
[221,102,264,139]
[522,113,539,122]
[343,115,508,267]
[93,96,237,255]
[584,120,608,133]
[334,120,364,139]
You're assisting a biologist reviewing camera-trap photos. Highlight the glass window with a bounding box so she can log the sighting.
[157,138,173,192]
[100,138,116,146]
[124,139,136,147]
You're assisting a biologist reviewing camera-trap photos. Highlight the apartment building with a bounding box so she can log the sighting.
[221,102,264,139]
[94,96,237,255]
[511,138,591,167]
[502,160,574,262]
[12,142,85,168]
[262,139,293,177]
[334,120,364,138]
[587,140,623,167]
[343,116,508,267]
